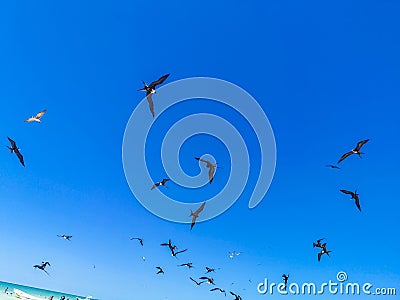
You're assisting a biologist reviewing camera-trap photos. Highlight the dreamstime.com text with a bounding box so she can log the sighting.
[257,272,396,296]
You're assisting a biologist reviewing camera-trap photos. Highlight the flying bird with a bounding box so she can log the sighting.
[190,201,206,230]
[178,262,193,269]
[318,245,332,261]
[33,261,51,275]
[313,238,325,248]
[325,164,340,169]
[205,267,220,273]
[190,277,204,286]
[161,239,177,255]
[199,276,215,285]
[156,267,164,274]
[228,251,241,259]
[210,288,226,296]
[7,137,25,167]
[25,109,46,123]
[195,157,219,184]
[340,189,361,211]
[130,237,143,246]
[57,235,72,241]
[338,139,369,163]
[230,291,242,300]
[138,74,170,118]
[151,179,170,190]
[282,274,289,290]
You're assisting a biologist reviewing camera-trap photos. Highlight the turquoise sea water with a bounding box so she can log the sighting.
[0,281,94,300]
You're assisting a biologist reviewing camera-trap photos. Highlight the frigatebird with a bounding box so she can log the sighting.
[313,238,325,248]
[190,277,204,286]
[282,274,289,290]
[33,261,50,275]
[210,288,226,296]
[161,239,177,255]
[205,267,220,273]
[7,137,25,167]
[138,74,170,118]
[199,276,215,285]
[230,291,242,300]
[195,157,219,184]
[151,179,170,190]
[178,262,193,269]
[130,237,143,246]
[25,109,47,123]
[190,201,206,230]
[57,235,72,241]
[340,189,361,211]
[318,244,332,261]
[338,139,369,163]
[156,266,164,274]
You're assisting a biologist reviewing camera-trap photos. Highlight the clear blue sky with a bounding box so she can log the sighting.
[0,1,399,299]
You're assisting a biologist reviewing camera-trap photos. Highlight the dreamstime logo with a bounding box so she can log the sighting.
[122,77,276,223]
[257,271,397,296]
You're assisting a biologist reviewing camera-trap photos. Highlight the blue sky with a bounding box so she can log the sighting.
[0,0,399,299]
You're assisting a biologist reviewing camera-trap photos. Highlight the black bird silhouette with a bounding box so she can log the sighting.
[130,237,143,246]
[178,262,193,269]
[199,276,215,285]
[313,238,325,248]
[138,74,170,118]
[190,277,204,286]
[33,261,51,275]
[340,189,361,211]
[156,266,164,274]
[282,274,289,290]
[190,201,206,230]
[230,291,242,300]
[57,235,72,241]
[161,239,177,255]
[210,287,226,296]
[338,139,369,163]
[195,157,219,184]
[326,164,340,169]
[205,267,220,273]
[151,179,170,190]
[318,244,332,261]
[7,137,25,167]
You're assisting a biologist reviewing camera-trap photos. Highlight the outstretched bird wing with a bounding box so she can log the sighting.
[195,157,212,165]
[354,195,362,212]
[151,182,160,190]
[146,94,155,118]
[149,74,170,88]
[355,139,369,151]
[7,137,16,148]
[35,109,47,119]
[338,151,353,163]
[194,201,206,215]
[25,117,36,123]
[340,189,353,195]
[15,148,25,167]
[208,166,215,183]
[174,248,188,256]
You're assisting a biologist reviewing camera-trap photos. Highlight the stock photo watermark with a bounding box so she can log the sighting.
[122,77,276,223]
[257,271,396,296]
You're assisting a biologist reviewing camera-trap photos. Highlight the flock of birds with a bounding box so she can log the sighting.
[135,74,371,297]
[8,73,371,299]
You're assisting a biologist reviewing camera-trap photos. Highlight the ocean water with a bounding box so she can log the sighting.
[0,281,94,300]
